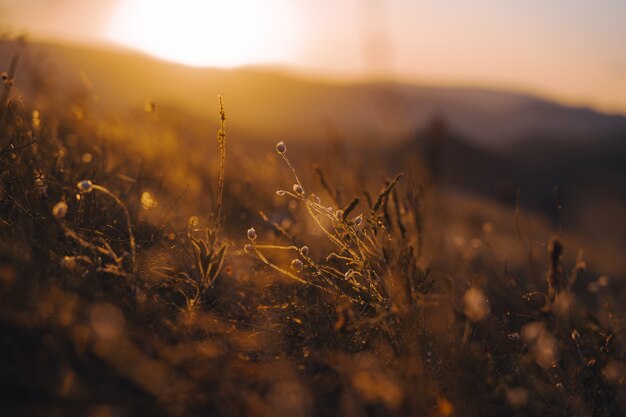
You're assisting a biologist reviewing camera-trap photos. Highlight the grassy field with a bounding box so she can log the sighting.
[0,43,625,417]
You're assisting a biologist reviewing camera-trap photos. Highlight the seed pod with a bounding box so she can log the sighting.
[291,259,304,272]
[276,141,287,154]
[52,201,68,220]
[77,179,93,193]
[61,256,77,271]
[247,227,257,240]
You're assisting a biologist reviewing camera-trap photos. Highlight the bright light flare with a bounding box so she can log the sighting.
[106,0,295,67]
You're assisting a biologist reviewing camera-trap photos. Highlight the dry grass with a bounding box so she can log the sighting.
[0,48,624,417]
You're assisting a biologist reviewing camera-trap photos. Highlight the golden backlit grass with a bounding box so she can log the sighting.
[0,52,624,417]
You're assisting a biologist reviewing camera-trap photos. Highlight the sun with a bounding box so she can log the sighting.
[106,0,293,68]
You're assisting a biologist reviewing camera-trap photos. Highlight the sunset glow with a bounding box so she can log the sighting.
[106,0,296,67]
[2,0,625,113]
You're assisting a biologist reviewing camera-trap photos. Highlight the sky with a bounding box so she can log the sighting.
[1,0,625,114]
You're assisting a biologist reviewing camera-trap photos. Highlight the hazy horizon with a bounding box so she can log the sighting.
[3,35,625,122]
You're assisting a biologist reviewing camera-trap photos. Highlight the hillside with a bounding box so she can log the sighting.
[1,36,625,416]
[2,37,624,248]
[2,38,626,149]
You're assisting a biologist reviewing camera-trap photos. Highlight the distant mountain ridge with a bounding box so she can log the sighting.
[1,38,625,150]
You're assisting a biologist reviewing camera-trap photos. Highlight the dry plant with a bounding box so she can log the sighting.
[152,97,228,321]
[52,180,136,276]
[246,140,431,323]
[0,45,624,416]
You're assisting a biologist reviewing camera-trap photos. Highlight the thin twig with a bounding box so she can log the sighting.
[213,95,227,247]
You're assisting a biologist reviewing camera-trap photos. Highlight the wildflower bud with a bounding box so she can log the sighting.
[61,256,77,271]
[276,190,286,196]
[77,179,93,194]
[244,244,254,253]
[300,246,309,256]
[310,194,321,205]
[293,184,303,195]
[247,227,257,240]
[291,259,304,272]
[52,201,68,220]
[276,141,287,154]
[353,214,363,226]
[188,216,199,228]
[335,209,344,219]
[141,191,157,209]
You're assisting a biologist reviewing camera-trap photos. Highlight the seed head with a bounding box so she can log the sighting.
[77,179,93,194]
[247,227,257,240]
[353,214,363,226]
[188,216,199,228]
[141,191,157,210]
[300,246,309,256]
[311,194,321,204]
[291,259,304,272]
[61,256,77,271]
[293,184,303,195]
[52,201,68,220]
[276,141,286,154]
[244,244,254,253]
